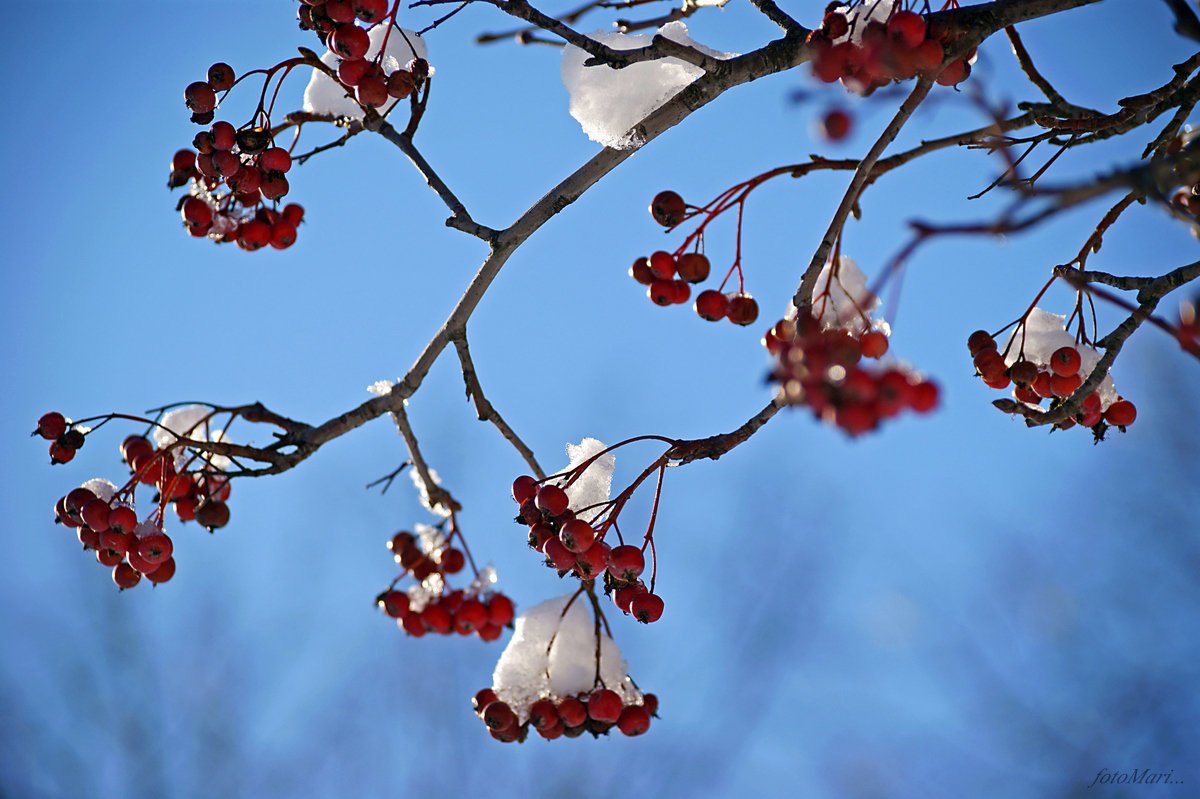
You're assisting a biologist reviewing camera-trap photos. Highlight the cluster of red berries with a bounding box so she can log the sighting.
[510,476,665,623]
[295,1,426,110]
[117,434,234,528]
[38,408,237,590]
[968,331,1137,432]
[54,482,178,590]
[808,5,973,94]
[472,686,658,742]
[767,314,939,436]
[631,191,759,326]
[35,412,86,465]
[378,530,516,640]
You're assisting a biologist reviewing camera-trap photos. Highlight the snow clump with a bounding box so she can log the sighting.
[1003,308,1118,406]
[491,594,642,723]
[560,21,734,149]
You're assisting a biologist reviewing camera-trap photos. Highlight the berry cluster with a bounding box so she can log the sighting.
[808,4,974,94]
[378,527,515,640]
[35,412,86,465]
[471,686,657,742]
[510,476,665,623]
[768,314,939,436]
[172,143,304,251]
[969,329,1137,433]
[295,1,426,110]
[40,406,237,589]
[631,190,759,326]
[53,479,177,590]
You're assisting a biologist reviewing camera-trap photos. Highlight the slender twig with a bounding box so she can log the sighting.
[452,332,545,478]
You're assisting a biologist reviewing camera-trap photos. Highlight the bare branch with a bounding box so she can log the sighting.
[452,333,546,479]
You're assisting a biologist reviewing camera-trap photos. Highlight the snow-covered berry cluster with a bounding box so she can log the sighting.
[378,526,515,641]
[473,594,657,742]
[513,439,667,624]
[41,405,237,589]
[770,255,938,435]
[970,308,1137,435]
[808,2,974,94]
[296,1,426,111]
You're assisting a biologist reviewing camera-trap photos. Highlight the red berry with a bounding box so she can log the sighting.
[50,440,76,464]
[694,289,728,321]
[145,557,176,584]
[936,57,970,86]
[511,475,537,504]
[356,75,389,108]
[80,498,112,532]
[237,220,271,251]
[270,220,298,249]
[1050,372,1082,397]
[454,598,489,633]
[557,696,588,727]
[528,698,559,729]
[607,545,645,581]
[535,484,570,516]
[206,62,235,92]
[259,147,292,174]
[1104,399,1137,427]
[617,704,652,736]
[481,700,517,731]
[630,591,664,623]
[647,279,675,307]
[487,593,515,626]
[260,172,290,201]
[387,70,417,100]
[821,109,852,141]
[185,81,217,113]
[182,197,214,229]
[558,519,595,553]
[647,251,675,280]
[587,689,623,723]
[1008,359,1039,387]
[210,120,237,151]
[420,603,453,634]
[473,688,498,714]
[353,0,388,23]
[859,330,888,358]
[194,499,230,530]
[113,562,141,590]
[726,294,759,326]
[650,191,686,227]
[1049,346,1082,376]
[628,257,654,285]
[282,203,305,226]
[330,24,370,60]
[908,379,939,413]
[888,10,926,48]
[137,533,173,566]
[35,412,67,440]
[675,252,710,283]
[381,590,409,617]
[543,537,577,572]
[574,540,610,580]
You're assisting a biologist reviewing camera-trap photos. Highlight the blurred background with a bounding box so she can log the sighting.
[2,2,1197,797]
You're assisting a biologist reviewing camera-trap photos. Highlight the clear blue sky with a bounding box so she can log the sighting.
[3,2,1198,797]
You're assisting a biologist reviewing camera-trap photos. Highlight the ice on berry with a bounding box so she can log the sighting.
[405,572,444,613]
[303,26,428,120]
[1003,308,1118,406]
[467,563,498,594]
[492,594,641,722]
[560,21,734,150]
[415,522,447,553]
[553,437,615,515]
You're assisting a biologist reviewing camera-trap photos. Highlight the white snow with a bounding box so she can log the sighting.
[414,521,447,553]
[560,21,734,149]
[553,437,615,517]
[366,379,394,396]
[491,594,641,721]
[153,404,233,471]
[409,465,450,518]
[303,25,428,120]
[801,255,889,334]
[1003,308,1118,406]
[80,478,118,503]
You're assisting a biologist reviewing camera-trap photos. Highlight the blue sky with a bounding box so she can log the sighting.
[3,2,1199,797]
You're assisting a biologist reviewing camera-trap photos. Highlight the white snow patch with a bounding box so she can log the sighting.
[367,380,394,396]
[560,21,734,149]
[409,465,450,518]
[303,26,428,120]
[80,478,118,504]
[1003,308,1118,407]
[553,437,615,516]
[492,594,641,721]
[798,255,889,335]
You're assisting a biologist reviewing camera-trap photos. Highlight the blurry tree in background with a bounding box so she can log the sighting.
[8,0,1200,794]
